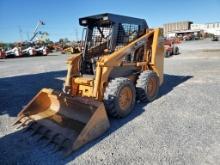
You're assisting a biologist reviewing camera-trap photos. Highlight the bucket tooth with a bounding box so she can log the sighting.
[16,123,25,130]
[44,141,53,147]
[44,138,54,147]
[36,128,50,142]
[22,117,32,125]
[31,125,43,136]
[17,118,32,129]
[13,115,25,126]
[27,121,36,129]
[64,148,73,157]
[15,116,32,129]
[59,138,70,148]
[56,139,71,154]
[52,134,63,145]
[50,133,60,142]
[38,126,47,135]
[37,132,49,142]
[53,137,70,153]
[44,133,60,146]
[52,145,63,153]
[54,136,67,149]
[36,134,45,142]
[13,120,22,126]
[22,121,36,133]
[43,129,52,139]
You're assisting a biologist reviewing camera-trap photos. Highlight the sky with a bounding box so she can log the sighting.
[0,0,220,42]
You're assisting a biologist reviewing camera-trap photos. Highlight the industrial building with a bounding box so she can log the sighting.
[163,21,193,36]
[163,21,220,38]
[191,22,220,35]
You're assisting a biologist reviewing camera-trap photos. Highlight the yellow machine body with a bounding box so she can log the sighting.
[65,29,164,100]
[15,14,164,156]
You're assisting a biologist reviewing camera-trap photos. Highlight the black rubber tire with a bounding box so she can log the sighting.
[165,51,171,57]
[136,70,159,103]
[104,78,136,118]
[173,46,179,55]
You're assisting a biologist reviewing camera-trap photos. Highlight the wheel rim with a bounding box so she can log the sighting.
[118,86,133,111]
[147,77,157,97]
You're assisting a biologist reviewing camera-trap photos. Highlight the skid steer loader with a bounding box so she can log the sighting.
[14,13,164,155]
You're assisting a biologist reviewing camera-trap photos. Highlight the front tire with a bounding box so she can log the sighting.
[104,78,136,118]
[173,46,179,55]
[136,70,159,103]
[165,51,171,57]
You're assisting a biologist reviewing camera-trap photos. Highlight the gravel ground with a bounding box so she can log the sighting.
[0,39,220,164]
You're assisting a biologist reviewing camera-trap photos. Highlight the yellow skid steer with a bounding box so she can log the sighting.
[14,13,164,155]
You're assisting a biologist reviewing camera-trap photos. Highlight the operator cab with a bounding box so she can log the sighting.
[79,13,148,75]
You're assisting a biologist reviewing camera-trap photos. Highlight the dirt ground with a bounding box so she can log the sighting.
[0,39,219,165]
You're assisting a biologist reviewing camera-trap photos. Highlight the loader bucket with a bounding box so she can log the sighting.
[14,88,110,156]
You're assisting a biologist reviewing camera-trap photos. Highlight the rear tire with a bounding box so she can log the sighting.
[173,46,179,55]
[165,51,171,57]
[136,70,159,103]
[104,78,136,118]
